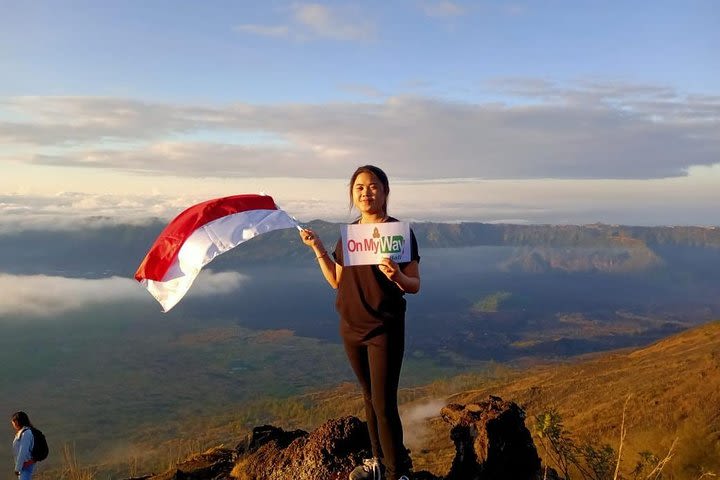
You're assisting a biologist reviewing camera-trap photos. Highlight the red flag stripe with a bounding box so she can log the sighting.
[135,194,279,282]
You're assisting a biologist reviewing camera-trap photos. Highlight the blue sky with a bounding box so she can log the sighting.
[3,1,718,100]
[1,1,718,227]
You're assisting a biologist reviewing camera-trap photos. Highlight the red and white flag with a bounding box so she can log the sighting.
[135,194,298,312]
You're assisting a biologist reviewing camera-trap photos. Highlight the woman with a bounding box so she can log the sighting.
[11,411,35,480]
[300,165,420,480]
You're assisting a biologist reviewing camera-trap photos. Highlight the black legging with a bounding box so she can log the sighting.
[343,328,407,479]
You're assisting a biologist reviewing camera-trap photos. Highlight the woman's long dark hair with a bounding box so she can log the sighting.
[11,411,32,428]
[348,165,390,217]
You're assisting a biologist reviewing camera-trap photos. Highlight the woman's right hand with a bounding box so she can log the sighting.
[300,227,340,288]
[299,228,324,251]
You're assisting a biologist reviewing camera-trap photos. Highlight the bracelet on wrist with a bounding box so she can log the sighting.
[316,251,328,259]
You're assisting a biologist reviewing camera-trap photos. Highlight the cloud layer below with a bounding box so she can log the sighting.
[0,271,248,318]
[1,163,718,232]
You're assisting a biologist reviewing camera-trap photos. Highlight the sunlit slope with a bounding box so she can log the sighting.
[422,320,720,476]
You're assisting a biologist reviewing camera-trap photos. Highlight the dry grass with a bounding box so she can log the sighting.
[434,321,720,478]
[60,443,96,480]
[613,394,632,480]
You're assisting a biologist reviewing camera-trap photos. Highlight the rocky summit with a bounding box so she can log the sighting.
[123,396,546,480]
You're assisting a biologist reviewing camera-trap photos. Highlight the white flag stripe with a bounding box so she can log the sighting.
[142,208,298,312]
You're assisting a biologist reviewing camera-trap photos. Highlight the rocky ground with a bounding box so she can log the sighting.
[122,396,549,480]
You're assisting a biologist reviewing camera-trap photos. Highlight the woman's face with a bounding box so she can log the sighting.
[11,419,20,432]
[352,172,386,216]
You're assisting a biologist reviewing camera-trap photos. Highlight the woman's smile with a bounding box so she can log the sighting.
[352,171,386,216]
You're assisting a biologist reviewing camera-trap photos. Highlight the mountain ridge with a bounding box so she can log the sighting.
[1,220,718,278]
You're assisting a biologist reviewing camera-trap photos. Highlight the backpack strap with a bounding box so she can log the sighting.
[18,427,34,445]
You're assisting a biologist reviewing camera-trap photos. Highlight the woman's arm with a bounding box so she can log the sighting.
[299,228,342,289]
[379,258,420,294]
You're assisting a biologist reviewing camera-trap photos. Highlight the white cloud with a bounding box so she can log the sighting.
[0,192,173,233]
[234,3,373,42]
[1,80,719,225]
[0,176,353,232]
[292,3,373,40]
[182,271,248,297]
[2,84,718,181]
[422,1,466,18]
[0,271,249,318]
[0,275,144,317]
[1,163,719,230]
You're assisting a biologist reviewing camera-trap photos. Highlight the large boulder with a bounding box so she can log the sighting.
[231,416,372,480]
[440,396,541,480]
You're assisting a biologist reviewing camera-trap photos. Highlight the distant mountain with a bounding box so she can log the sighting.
[412,222,720,248]
[0,220,718,277]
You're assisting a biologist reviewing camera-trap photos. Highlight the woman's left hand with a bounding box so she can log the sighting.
[378,257,400,281]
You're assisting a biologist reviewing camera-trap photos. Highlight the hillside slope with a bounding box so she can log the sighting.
[30,322,720,479]
[132,322,720,479]
[417,321,720,477]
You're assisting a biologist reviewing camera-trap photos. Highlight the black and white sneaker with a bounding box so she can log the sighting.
[349,457,382,480]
